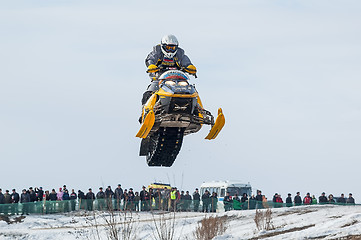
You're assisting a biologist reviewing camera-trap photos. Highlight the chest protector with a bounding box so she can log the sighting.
[156,56,181,69]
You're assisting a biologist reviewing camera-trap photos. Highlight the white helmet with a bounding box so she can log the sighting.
[161,34,179,58]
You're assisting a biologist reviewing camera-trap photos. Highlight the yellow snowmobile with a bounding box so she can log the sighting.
[136,69,225,167]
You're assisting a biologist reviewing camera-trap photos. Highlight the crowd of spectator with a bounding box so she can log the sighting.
[0,185,357,215]
[223,190,356,211]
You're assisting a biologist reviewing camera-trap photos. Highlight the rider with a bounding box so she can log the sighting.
[142,34,197,105]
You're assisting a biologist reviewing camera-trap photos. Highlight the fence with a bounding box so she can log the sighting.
[0,198,358,215]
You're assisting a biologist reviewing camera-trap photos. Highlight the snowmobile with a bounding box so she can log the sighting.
[136,68,225,167]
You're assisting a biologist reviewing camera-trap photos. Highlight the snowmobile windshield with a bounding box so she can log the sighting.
[159,70,190,82]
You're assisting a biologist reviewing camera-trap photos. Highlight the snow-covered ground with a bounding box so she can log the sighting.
[1,205,361,240]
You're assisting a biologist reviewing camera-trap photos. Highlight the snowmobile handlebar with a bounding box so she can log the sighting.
[146,66,197,78]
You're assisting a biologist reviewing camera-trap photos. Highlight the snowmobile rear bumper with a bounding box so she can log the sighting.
[205,108,225,140]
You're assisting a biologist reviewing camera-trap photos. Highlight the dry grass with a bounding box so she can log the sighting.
[251,224,315,239]
[151,211,176,240]
[194,215,228,240]
[0,215,26,224]
[341,220,358,228]
[254,208,274,231]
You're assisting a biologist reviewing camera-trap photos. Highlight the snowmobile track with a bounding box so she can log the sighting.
[147,127,184,167]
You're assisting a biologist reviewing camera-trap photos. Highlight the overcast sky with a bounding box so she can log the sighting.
[1,0,360,202]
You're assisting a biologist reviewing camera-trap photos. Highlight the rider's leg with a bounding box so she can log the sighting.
[141,81,159,105]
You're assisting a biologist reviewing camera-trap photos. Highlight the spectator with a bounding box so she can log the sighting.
[202,190,210,212]
[337,193,346,204]
[303,193,312,205]
[45,191,50,201]
[154,189,161,210]
[122,189,128,210]
[105,186,114,199]
[346,193,355,204]
[63,185,68,192]
[63,190,70,200]
[148,188,154,211]
[11,189,20,203]
[275,194,283,208]
[294,192,302,206]
[193,188,200,212]
[262,195,269,208]
[57,188,63,201]
[35,187,44,201]
[105,186,114,210]
[78,190,85,200]
[170,187,177,211]
[210,192,218,213]
[29,187,37,202]
[286,193,293,207]
[312,195,317,204]
[49,189,57,201]
[86,188,95,211]
[232,194,239,202]
[96,187,105,199]
[20,189,30,215]
[78,190,86,210]
[134,192,140,211]
[114,184,123,210]
[184,191,192,211]
[128,188,135,211]
[4,190,11,204]
[162,187,170,211]
[70,189,77,211]
[3,190,11,215]
[256,190,263,209]
[63,190,70,212]
[328,194,335,203]
[241,193,249,210]
[11,189,20,215]
[319,192,328,204]
[96,187,106,210]
[249,194,256,209]
[179,191,186,211]
[140,186,149,211]
[223,192,233,212]
[0,189,4,204]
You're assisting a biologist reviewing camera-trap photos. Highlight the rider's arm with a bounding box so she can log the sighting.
[145,45,162,67]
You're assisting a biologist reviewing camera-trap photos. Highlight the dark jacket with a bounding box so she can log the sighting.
[255,194,263,202]
[193,192,200,201]
[286,196,292,204]
[0,192,4,204]
[105,189,114,199]
[241,196,248,203]
[78,191,86,200]
[140,190,149,201]
[114,188,123,200]
[11,192,20,203]
[20,192,30,203]
[4,193,12,204]
[294,195,302,204]
[49,193,57,201]
[337,197,346,204]
[36,189,44,201]
[96,191,105,199]
[63,192,70,200]
[86,192,95,200]
[70,192,77,200]
[29,191,37,202]
[146,45,192,69]
[319,195,328,203]
[347,197,355,204]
